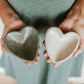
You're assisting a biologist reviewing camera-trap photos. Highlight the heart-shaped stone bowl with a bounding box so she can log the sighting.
[45,27,80,63]
[3,26,39,62]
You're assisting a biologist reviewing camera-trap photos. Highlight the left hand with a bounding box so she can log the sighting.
[43,0,84,67]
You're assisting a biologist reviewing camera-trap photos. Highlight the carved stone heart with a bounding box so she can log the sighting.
[45,27,80,63]
[3,26,39,62]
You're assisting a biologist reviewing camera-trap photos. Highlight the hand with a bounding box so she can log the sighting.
[59,0,84,57]
[0,0,41,66]
[43,0,84,67]
[1,19,41,66]
[43,40,62,67]
[0,0,26,56]
[1,19,26,55]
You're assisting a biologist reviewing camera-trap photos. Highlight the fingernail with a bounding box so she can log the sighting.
[24,61,31,66]
[74,53,78,58]
[54,65,58,67]
[6,53,10,56]
[34,63,38,65]
[54,64,59,67]
[78,50,82,54]
[26,63,31,66]
[37,57,40,60]
[43,51,48,57]
[54,63,62,67]
[47,61,51,63]
[43,44,45,47]
[74,50,82,58]
[37,56,40,60]
[5,53,8,56]
[39,46,41,52]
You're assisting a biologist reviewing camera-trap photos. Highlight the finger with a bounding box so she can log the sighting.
[73,49,82,58]
[46,57,52,63]
[1,46,10,56]
[43,50,48,57]
[73,43,83,57]
[24,61,31,66]
[43,40,45,47]
[32,59,38,65]
[1,36,10,56]
[59,17,74,33]
[1,30,10,56]
[36,53,40,60]
[53,63,62,67]
[38,46,41,52]
[1,38,10,56]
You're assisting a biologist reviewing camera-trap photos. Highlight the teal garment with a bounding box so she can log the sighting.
[0,0,84,84]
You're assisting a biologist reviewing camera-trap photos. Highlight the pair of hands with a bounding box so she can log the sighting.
[1,0,84,67]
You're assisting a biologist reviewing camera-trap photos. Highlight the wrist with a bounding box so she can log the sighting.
[0,0,5,2]
[0,0,21,24]
[75,0,84,14]
[4,13,21,25]
[5,19,26,30]
[69,0,84,18]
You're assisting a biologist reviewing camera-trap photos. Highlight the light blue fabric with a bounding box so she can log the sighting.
[0,52,83,84]
[0,0,84,84]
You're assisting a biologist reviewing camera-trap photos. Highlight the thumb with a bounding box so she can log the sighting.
[1,29,10,56]
[59,17,74,33]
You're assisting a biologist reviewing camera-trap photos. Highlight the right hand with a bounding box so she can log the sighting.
[1,19,41,66]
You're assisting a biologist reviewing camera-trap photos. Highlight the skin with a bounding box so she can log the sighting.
[0,0,40,65]
[43,0,84,67]
[0,0,84,67]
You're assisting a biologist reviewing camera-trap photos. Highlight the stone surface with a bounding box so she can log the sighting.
[45,27,80,63]
[3,26,39,62]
